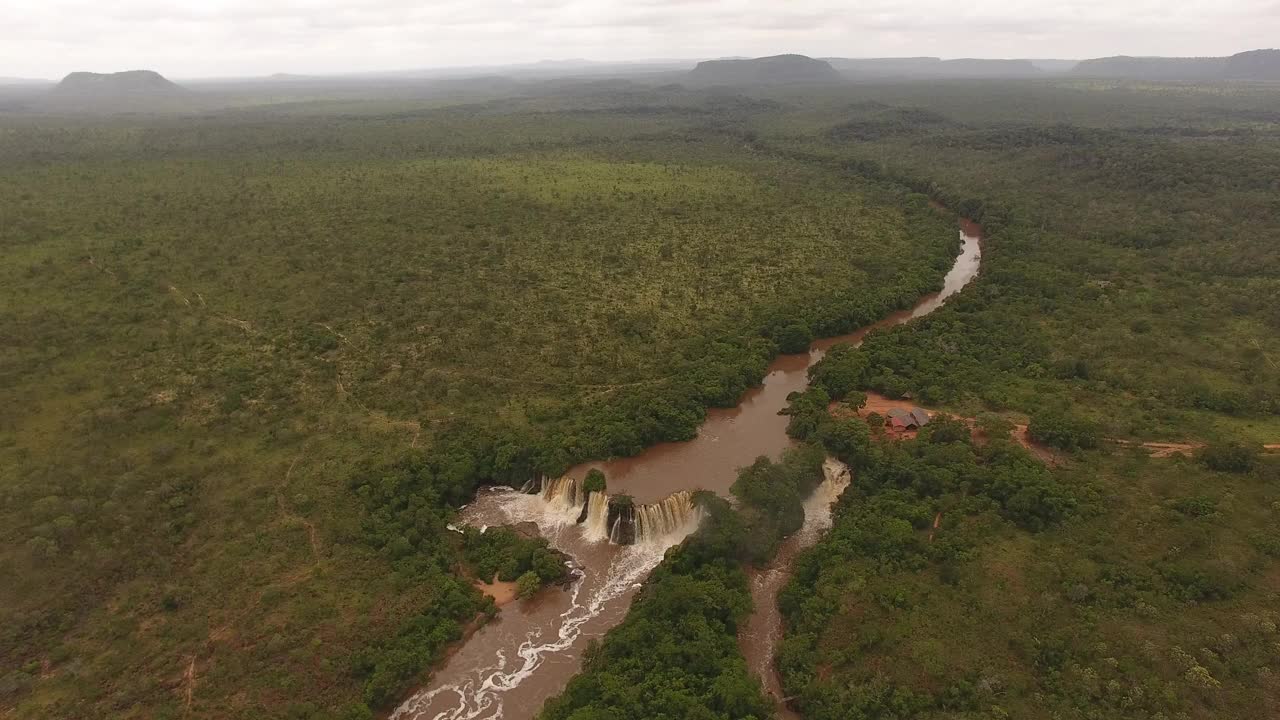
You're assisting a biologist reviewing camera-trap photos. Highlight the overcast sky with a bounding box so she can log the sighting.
[4,0,1278,79]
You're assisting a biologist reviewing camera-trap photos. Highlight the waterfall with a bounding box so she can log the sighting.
[583,492,611,542]
[794,458,852,545]
[606,500,635,545]
[531,476,701,546]
[539,476,584,519]
[634,491,702,545]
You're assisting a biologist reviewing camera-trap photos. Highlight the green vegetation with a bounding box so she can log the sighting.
[755,80,1280,445]
[731,447,827,564]
[1198,442,1262,474]
[461,527,566,586]
[0,89,954,717]
[541,446,826,720]
[540,496,772,720]
[780,427,1279,719]
[344,455,487,709]
[756,78,1280,719]
[4,68,1280,720]
[1027,410,1101,451]
[582,468,607,495]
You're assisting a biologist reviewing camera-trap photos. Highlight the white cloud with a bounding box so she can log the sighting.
[2,0,1277,78]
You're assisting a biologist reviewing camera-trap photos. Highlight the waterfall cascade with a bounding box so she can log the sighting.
[539,476,584,517]
[582,492,611,542]
[606,499,635,545]
[634,490,700,543]
[532,475,701,546]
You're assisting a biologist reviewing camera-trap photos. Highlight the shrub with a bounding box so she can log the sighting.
[517,571,541,599]
[776,323,815,354]
[582,468,607,494]
[1028,410,1100,451]
[1197,442,1259,474]
[809,344,870,399]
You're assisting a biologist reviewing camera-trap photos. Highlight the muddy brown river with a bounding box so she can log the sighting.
[392,219,982,720]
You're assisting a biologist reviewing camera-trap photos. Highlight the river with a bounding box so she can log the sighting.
[391,218,983,720]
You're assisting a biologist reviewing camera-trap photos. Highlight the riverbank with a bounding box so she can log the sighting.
[737,218,984,717]
[474,578,519,607]
[389,214,983,720]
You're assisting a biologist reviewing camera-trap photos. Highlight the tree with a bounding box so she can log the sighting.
[337,703,373,720]
[1028,410,1099,451]
[819,417,873,467]
[975,412,1014,441]
[582,468,607,495]
[517,571,541,599]
[776,323,814,354]
[922,415,971,445]
[784,387,832,441]
[1197,442,1259,474]
[809,344,869,399]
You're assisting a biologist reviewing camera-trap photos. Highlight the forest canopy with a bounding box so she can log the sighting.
[3,71,1280,720]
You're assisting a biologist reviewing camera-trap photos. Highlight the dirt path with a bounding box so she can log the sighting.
[85,255,119,280]
[846,392,1277,461]
[276,453,322,563]
[184,450,326,709]
[417,364,674,395]
[216,315,254,333]
[1106,439,1202,457]
[182,655,197,713]
[167,284,192,307]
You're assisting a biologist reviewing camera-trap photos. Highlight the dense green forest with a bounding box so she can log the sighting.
[779,431,1279,719]
[757,81,1280,444]
[533,78,1280,720]
[4,73,1280,720]
[0,90,955,717]
[751,81,1280,718]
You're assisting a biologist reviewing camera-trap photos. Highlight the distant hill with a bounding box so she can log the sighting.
[823,57,941,77]
[688,54,840,85]
[41,70,189,112]
[1072,56,1226,81]
[1027,59,1080,74]
[934,59,1042,78]
[1072,50,1280,81]
[53,70,186,97]
[824,57,1042,79]
[1224,49,1280,80]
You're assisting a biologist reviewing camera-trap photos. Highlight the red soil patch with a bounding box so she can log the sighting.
[1011,424,1063,466]
[474,577,520,607]
[837,392,1061,462]
[834,393,1279,463]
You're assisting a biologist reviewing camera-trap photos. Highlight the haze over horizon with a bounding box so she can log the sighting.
[4,0,1279,80]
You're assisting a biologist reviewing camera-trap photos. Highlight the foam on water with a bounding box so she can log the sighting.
[392,548,663,720]
[391,486,701,720]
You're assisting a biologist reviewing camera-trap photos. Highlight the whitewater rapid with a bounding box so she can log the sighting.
[391,488,700,720]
